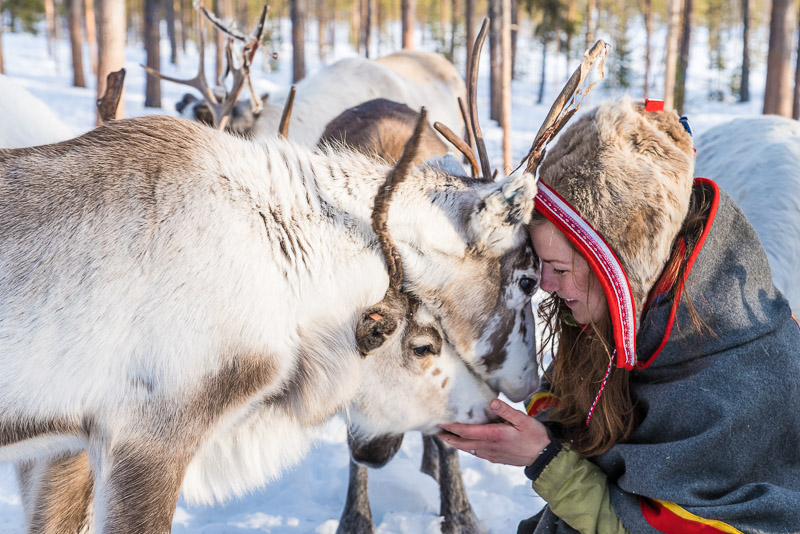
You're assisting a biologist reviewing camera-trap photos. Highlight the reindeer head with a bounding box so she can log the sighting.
[320,99,540,404]
[349,296,496,442]
[391,169,540,402]
[175,91,266,136]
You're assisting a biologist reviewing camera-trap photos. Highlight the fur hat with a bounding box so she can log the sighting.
[537,97,695,325]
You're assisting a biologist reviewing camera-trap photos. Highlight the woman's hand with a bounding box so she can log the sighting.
[438,398,551,466]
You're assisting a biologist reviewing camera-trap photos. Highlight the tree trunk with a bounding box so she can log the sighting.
[178,0,188,53]
[317,0,327,63]
[214,0,233,84]
[489,0,501,121]
[329,0,336,55]
[674,0,692,114]
[537,39,547,104]
[376,0,384,55]
[85,0,98,74]
[465,0,475,76]
[44,0,57,57]
[764,0,796,116]
[449,0,457,62]
[794,4,800,118]
[144,0,161,107]
[349,0,360,51]
[236,0,247,29]
[365,0,373,58]
[68,0,87,87]
[740,0,750,102]
[586,0,596,48]
[510,0,518,79]
[0,0,4,74]
[402,0,415,49]
[96,0,127,123]
[501,0,512,173]
[664,0,682,110]
[643,0,652,98]
[292,0,307,82]
[165,0,177,65]
[565,0,576,61]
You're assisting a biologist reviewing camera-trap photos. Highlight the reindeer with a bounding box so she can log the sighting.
[176,50,466,145]
[0,74,77,148]
[0,92,539,532]
[694,115,800,314]
[317,98,486,534]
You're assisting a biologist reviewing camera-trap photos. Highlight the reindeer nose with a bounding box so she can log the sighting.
[482,404,502,424]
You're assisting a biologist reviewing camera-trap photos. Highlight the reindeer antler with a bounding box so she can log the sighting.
[371,108,429,291]
[468,18,492,181]
[96,68,126,123]
[437,19,490,181]
[278,85,297,138]
[522,40,610,175]
[142,4,268,130]
[433,121,480,177]
[355,109,429,357]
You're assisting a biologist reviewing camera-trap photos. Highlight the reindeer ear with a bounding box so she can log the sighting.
[356,305,403,357]
[467,172,537,254]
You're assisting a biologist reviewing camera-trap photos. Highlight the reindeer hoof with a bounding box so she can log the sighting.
[336,511,377,534]
[441,510,484,534]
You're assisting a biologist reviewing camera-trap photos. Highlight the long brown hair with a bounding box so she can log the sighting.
[534,183,713,457]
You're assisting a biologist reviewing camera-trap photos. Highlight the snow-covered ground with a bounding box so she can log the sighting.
[0,16,771,533]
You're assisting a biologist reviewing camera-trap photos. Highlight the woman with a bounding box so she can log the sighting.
[439,97,800,533]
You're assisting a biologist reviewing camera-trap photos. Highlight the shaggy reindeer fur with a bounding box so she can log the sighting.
[320,99,449,165]
[320,100,486,534]
[0,114,539,531]
[694,115,800,314]
[179,50,466,145]
[538,97,695,319]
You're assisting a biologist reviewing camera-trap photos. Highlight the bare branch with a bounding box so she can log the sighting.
[96,68,126,123]
[522,40,610,175]
[278,85,297,138]
[434,121,480,177]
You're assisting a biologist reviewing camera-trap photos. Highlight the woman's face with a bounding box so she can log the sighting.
[531,220,608,325]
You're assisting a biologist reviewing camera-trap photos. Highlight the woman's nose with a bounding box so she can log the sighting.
[540,272,558,292]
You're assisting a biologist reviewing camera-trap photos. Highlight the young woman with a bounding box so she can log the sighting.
[439,97,800,533]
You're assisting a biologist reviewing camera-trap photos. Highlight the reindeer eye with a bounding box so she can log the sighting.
[519,277,536,296]
[413,345,433,357]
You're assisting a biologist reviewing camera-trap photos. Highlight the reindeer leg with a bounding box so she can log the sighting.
[420,434,441,483]
[92,439,188,534]
[336,458,376,534]
[17,451,94,534]
[437,436,484,534]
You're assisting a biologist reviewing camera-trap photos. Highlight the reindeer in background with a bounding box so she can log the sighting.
[163,6,466,146]
[694,115,800,315]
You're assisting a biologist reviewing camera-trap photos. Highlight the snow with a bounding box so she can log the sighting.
[0,16,770,532]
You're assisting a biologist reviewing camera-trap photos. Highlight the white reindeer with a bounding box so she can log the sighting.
[178,50,467,144]
[694,115,800,313]
[0,74,77,148]
[319,98,486,534]
[0,111,539,532]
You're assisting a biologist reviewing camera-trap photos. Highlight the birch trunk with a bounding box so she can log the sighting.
[764,0,796,116]
[68,0,87,87]
[96,0,126,122]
